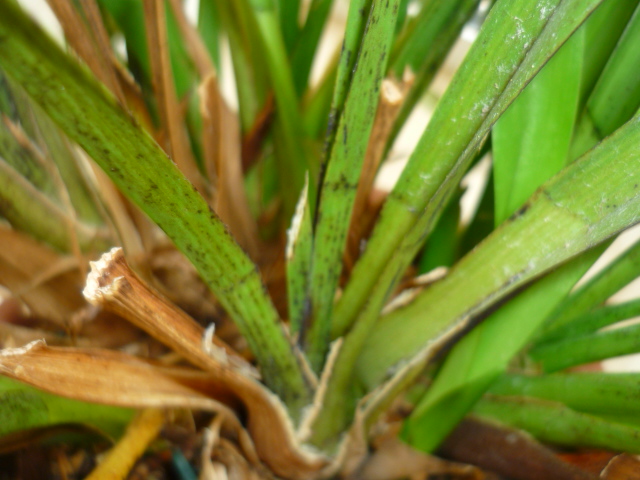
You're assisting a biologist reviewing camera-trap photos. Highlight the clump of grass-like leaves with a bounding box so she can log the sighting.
[1,0,640,478]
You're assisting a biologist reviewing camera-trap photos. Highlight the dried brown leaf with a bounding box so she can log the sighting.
[80,0,128,103]
[83,247,254,375]
[45,0,125,105]
[0,227,84,325]
[167,0,214,78]
[440,418,597,480]
[81,248,327,479]
[0,339,328,479]
[600,454,640,480]
[199,75,259,257]
[355,436,485,480]
[213,439,271,480]
[0,341,237,415]
[142,0,204,194]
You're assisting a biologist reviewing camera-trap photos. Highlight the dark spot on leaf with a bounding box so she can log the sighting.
[509,203,530,220]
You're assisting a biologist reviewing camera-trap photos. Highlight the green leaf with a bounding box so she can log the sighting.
[358,107,640,388]
[198,0,221,71]
[493,28,583,225]
[0,103,55,198]
[458,165,495,256]
[99,0,152,91]
[401,248,602,452]
[583,4,640,137]
[490,372,640,418]
[286,176,313,335]
[571,3,640,157]
[277,0,301,54]
[0,377,134,440]
[291,0,334,96]
[0,157,109,252]
[386,0,480,155]
[389,0,479,76]
[333,0,606,341]
[577,0,639,103]
[302,57,337,139]
[530,321,640,372]
[216,1,265,132]
[539,236,640,340]
[0,2,311,415]
[239,0,315,213]
[536,297,640,343]
[417,189,462,272]
[474,395,640,453]
[305,0,401,371]
[324,0,371,146]
[400,31,592,454]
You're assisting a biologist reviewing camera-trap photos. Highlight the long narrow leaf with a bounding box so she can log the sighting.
[583,4,640,137]
[305,0,401,371]
[333,0,606,339]
[239,0,313,212]
[323,0,371,146]
[490,373,640,417]
[578,0,640,102]
[0,2,311,413]
[493,29,582,224]
[385,0,480,155]
[537,297,640,343]
[530,322,640,372]
[291,0,334,96]
[474,395,640,453]
[0,157,109,252]
[358,108,640,388]
[402,248,602,452]
[0,377,133,440]
[287,177,313,335]
[571,3,640,157]
[400,27,590,454]
[539,236,640,340]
